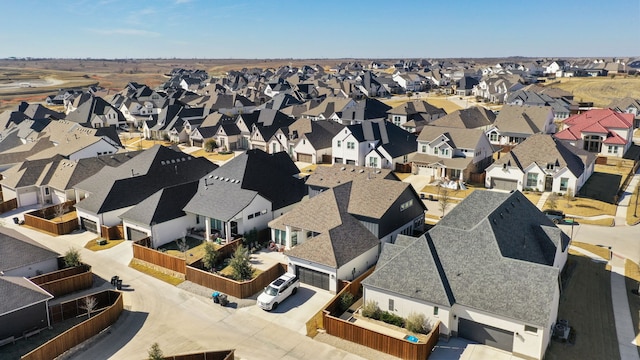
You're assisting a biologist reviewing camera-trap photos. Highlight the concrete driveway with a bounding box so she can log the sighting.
[1,208,365,360]
[240,284,334,335]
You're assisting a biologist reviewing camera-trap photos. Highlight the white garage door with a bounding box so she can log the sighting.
[18,191,38,207]
[491,178,518,191]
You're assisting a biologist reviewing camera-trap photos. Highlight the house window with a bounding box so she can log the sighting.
[400,199,413,211]
[450,169,461,179]
[291,232,298,246]
[526,173,538,187]
[434,146,439,155]
[196,215,200,224]
[433,306,439,315]
[388,298,394,311]
[337,140,341,147]
[560,177,569,191]
[393,116,401,126]
[546,163,554,170]
[347,142,355,149]
[369,157,378,167]
[440,148,449,156]
[489,132,498,142]
[421,145,427,153]
[44,187,50,196]
[525,325,538,334]
[403,155,408,163]
[210,218,223,231]
[607,145,618,154]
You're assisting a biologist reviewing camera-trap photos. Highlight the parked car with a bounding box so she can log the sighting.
[543,209,565,224]
[118,124,130,131]
[257,273,300,311]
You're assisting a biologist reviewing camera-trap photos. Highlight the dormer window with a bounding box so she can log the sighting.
[546,163,554,170]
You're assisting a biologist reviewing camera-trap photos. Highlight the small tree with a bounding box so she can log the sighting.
[80,296,97,319]
[202,242,218,272]
[204,139,217,152]
[176,236,189,259]
[547,193,558,210]
[564,187,575,208]
[63,247,81,268]
[338,292,354,313]
[53,203,67,221]
[229,245,254,281]
[243,227,258,248]
[438,186,452,218]
[148,342,164,360]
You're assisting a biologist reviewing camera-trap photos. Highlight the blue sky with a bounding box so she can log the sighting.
[1,0,638,59]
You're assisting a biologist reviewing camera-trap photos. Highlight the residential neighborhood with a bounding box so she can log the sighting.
[1,52,640,360]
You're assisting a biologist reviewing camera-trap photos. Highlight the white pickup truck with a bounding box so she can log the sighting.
[257,273,300,311]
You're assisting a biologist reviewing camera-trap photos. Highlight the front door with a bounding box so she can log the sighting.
[545,175,553,192]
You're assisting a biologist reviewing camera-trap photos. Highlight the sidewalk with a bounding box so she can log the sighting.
[570,245,640,360]
[615,163,640,226]
[536,192,550,210]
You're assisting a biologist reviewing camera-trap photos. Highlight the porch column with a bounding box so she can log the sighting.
[205,217,212,241]
[285,225,292,249]
[225,221,231,243]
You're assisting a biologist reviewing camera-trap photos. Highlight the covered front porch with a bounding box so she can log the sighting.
[205,215,241,244]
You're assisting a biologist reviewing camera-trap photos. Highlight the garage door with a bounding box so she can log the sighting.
[80,218,98,233]
[297,153,313,163]
[296,267,330,291]
[192,139,203,147]
[458,318,514,352]
[127,227,149,241]
[491,178,518,191]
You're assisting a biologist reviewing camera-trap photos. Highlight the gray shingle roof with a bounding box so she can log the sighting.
[417,126,485,150]
[183,149,306,220]
[493,134,595,178]
[282,182,380,268]
[75,145,217,214]
[120,181,199,225]
[0,230,59,273]
[0,276,53,316]
[364,190,565,327]
[429,107,496,129]
[305,164,397,189]
[493,104,552,136]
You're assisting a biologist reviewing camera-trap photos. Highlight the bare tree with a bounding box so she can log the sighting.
[438,187,452,218]
[80,296,98,319]
[176,236,189,259]
[564,187,574,208]
[547,193,558,210]
[53,203,67,221]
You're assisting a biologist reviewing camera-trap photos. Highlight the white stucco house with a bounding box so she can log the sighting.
[485,134,595,193]
[362,190,569,360]
[554,108,634,158]
[486,104,555,149]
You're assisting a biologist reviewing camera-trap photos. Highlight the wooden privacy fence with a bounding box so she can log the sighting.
[163,350,235,360]
[132,241,186,274]
[467,172,486,185]
[323,315,440,360]
[29,264,93,297]
[22,290,123,360]
[186,262,286,299]
[216,238,242,258]
[23,200,78,235]
[101,224,124,240]
[0,198,17,214]
[48,290,120,324]
[23,213,79,235]
[307,266,376,337]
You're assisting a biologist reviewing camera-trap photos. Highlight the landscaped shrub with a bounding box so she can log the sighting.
[337,292,354,313]
[64,247,82,268]
[380,311,405,327]
[361,300,381,320]
[405,312,428,334]
[228,245,254,281]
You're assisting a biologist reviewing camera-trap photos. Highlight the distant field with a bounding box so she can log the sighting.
[545,76,640,107]
[382,96,462,114]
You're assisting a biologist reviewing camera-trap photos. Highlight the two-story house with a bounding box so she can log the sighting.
[486,105,555,150]
[553,108,634,158]
[333,119,416,169]
[387,100,447,133]
[412,126,494,184]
